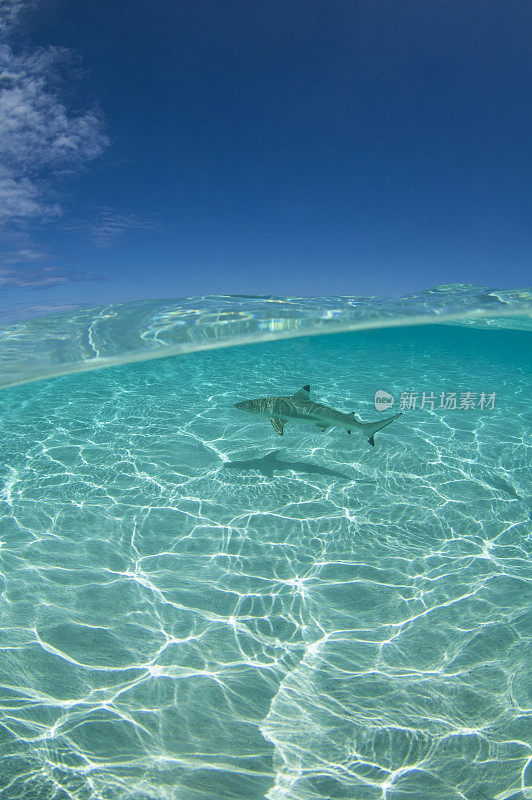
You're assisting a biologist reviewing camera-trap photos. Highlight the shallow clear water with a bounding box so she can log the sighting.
[0,308,531,799]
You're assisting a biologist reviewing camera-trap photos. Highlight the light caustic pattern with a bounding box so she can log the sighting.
[0,325,530,800]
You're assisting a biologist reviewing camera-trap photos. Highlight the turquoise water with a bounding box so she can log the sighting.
[0,293,531,799]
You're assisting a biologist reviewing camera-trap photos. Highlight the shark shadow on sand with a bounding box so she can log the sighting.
[223,449,370,482]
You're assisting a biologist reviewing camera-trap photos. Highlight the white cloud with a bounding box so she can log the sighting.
[0,6,108,224]
[91,207,155,247]
[0,164,45,218]
[2,246,45,262]
[0,0,27,35]
[0,263,108,287]
[0,264,71,287]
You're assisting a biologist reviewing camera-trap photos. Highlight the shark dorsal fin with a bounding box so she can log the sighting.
[292,385,311,400]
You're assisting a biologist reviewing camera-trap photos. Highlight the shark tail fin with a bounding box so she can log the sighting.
[361,412,402,447]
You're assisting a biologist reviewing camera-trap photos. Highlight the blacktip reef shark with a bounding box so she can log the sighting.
[234,385,402,447]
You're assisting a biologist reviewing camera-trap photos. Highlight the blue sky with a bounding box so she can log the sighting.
[1,0,531,319]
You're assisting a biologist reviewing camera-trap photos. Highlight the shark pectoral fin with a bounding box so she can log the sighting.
[315,424,329,432]
[270,417,287,435]
[368,435,375,446]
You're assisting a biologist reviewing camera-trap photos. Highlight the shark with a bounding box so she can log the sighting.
[234,385,402,447]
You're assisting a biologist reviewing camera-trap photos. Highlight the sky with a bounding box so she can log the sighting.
[0,0,531,320]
